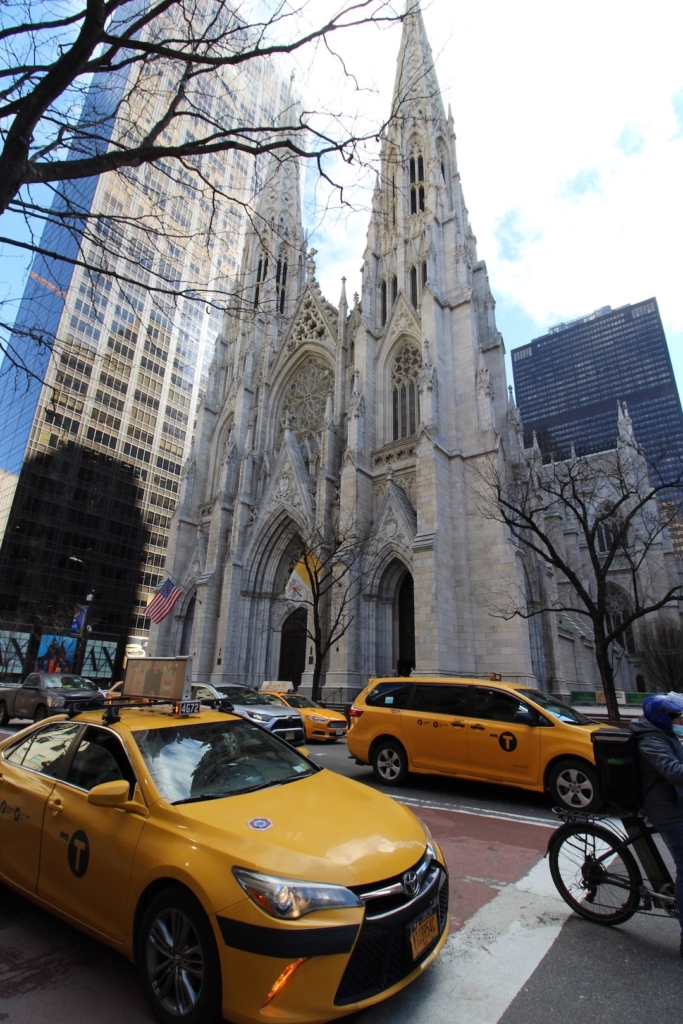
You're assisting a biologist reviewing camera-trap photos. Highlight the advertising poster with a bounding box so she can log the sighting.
[35,634,77,673]
[123,658,189,700]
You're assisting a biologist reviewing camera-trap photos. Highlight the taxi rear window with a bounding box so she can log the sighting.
[133,720,315,805]
[366,683,412,708]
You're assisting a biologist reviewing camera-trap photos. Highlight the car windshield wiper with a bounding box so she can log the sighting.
[172,772,315,805]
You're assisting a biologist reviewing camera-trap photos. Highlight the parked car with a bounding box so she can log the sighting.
[0,672,103,725]
[261,691,348,742]
[190,682,305,745]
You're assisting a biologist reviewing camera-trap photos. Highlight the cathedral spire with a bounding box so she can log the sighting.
[392,1,444,122]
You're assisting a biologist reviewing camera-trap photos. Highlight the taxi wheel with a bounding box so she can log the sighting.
[137,886,222,1024]
[372,740,408,786]
[548,760,602,813]
[33,705,47,723]
[0,701,9,726]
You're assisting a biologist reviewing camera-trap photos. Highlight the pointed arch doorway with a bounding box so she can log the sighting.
[395,572,415,675]
[278,607,307,689]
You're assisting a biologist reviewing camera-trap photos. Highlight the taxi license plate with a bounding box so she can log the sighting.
[408,907,439,961]
[284,731,296,740]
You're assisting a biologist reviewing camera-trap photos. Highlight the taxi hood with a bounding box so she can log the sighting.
[175,769,427,887]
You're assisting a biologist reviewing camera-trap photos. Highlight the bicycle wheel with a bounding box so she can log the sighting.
[548,823,642,925]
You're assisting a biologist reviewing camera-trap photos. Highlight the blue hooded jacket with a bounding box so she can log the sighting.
[630,716,683,826]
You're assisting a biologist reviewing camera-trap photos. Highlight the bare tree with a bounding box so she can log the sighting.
[279,518,374,703]
[0,0,410,377]
[637,618,683,694]
[472,411,683,721]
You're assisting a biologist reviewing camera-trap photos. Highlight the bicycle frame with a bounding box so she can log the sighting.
[550,809,677,915]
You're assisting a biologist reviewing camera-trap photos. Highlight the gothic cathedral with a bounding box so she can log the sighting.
[152,4,544,697]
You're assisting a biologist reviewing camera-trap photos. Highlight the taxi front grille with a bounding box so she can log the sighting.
[334,866,448,1006]
[271,717,305,740]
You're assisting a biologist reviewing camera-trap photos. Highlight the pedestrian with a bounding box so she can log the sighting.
[630,692,683,958]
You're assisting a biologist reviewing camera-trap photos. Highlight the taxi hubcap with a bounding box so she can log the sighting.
[377,748,401,779]
[557,768,593,808]
[147,909,204,1016]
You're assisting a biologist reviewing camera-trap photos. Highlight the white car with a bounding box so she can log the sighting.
[191,682,306,745]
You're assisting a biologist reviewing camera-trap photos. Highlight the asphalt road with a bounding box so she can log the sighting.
[1,724,682,1024]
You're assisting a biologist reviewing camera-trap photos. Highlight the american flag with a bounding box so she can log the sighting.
[145,579,182,624]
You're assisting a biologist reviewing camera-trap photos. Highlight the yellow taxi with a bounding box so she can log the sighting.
[347,676,605,812]
[261,692,348,743]
[0,701,448,1024]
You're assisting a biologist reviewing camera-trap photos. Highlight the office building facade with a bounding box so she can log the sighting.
[511,299,683,476]
[0,15,289,681]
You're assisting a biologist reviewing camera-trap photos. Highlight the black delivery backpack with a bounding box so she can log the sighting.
[591,729,642,809]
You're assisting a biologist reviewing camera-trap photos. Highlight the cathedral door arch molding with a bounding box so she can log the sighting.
[239,509,309,687]
[374,557,415,676]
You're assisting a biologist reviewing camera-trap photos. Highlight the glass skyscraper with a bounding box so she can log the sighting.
[0,16,289,682]
[511,299,683,482]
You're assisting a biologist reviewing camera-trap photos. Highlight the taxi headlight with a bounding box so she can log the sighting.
[416,816,437,861]
[309,715,327,723]
[233,868,362,919]
[245,711,273,723]
[46,695,65,708]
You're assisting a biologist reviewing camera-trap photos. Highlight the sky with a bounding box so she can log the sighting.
[294,0,683,399]
[1,0,682,400]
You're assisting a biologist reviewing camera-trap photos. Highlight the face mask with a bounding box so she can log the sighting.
[673,725,683,739]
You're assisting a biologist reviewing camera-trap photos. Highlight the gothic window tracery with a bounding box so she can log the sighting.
[254,255,268,308]
[391,343,421,440]
[409,150,425,215]
[605,584,635,655]
[282,359,332,444]
[276,256,288,314]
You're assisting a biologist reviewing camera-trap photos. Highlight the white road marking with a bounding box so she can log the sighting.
[354,856,571,1024]
[395,795,557,829]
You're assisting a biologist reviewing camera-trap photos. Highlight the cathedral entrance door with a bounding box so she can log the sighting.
[395,573,415,676]
[278,608,307,689]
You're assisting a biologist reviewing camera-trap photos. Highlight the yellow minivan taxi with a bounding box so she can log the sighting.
[347,677,604,812]
[0,702,448,1024]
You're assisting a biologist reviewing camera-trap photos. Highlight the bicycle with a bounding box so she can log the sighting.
[547,807,679,925]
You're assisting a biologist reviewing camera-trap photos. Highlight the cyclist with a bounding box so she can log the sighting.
[631,692,683,957]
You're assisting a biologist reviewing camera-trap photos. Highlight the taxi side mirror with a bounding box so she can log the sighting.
[87,779,130,807]
[514,710,536,726]
[296,746,310,758]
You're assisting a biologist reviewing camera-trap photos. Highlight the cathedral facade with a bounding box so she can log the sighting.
[153,6,670,699]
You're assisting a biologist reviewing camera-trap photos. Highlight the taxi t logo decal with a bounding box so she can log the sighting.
[248,818,273,831]
[68,830,90,877]
[499,732,517,752]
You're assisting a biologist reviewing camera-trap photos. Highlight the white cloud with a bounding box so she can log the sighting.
[298,0,683,387]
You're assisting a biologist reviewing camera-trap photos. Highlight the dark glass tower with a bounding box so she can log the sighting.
[511,299,683,481]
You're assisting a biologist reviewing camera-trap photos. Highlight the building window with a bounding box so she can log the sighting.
[409,153,425,215]
[605,584,635,655]
[276,258,287,314]
[391,275,397,306]
[391,174,396,226]
[254,256,268,309]
[391,343,421,440]
[422,261,428,289]
[380,280,387,327]
[410,266,418,307]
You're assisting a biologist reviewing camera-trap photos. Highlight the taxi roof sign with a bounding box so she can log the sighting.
[260,680,293,693]
[122,657,192,702]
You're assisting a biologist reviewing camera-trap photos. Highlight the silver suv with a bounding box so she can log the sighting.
[190,682,305,745]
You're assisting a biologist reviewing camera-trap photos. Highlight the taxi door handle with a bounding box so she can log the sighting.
[0,772,4,783]
[470,724,485,731]
[450,721,466,728]
[47,797,64,815]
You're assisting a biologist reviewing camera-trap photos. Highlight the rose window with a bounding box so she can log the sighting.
[282,359,332,441]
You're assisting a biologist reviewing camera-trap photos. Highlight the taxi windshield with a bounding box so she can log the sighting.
[216,686,269,706]
[517,689,591,725]
[133,720,315,804]
[284,695,318,709]
[42,675,98,691]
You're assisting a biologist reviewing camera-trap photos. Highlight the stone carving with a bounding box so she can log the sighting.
[392,343,422,389]
[282,359,332,443]
[288,296,328,352]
